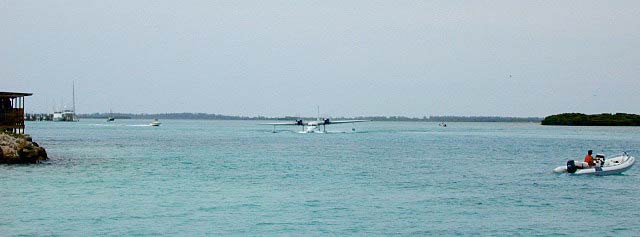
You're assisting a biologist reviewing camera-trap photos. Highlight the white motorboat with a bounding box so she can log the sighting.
[149,119,161,127]
[553,153,635,175]
[53,109,77,122]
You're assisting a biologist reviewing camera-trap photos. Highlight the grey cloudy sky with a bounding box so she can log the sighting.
[2,1,639,117]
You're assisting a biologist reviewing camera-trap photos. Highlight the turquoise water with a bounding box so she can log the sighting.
[2,119,640,235]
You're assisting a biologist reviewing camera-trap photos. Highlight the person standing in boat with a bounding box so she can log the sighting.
[584,150,594,167]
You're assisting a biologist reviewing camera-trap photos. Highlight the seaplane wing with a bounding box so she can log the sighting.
[260,122,298,126]
[260,120,305,126]
[321,120,369,125]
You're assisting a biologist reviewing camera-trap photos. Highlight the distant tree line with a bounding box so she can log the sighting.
[334,116,541,122]
[79,113,256,120]
[541,113,640,126]
[76,113,542,122]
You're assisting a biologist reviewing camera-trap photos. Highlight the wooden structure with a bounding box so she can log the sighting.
[0,92,32,134]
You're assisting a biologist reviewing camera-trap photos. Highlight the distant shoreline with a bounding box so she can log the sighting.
[52,113,543,123]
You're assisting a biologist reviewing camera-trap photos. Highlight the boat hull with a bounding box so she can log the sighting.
[554,155,635,175]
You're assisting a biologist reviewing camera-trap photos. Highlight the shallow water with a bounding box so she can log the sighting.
[2,120,639,235]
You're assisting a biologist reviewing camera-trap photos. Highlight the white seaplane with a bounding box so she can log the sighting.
[262,108,368,133]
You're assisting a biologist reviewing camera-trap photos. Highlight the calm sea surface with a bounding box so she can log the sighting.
[2,119,640,236]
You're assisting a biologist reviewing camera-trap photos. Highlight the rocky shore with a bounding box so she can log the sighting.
[0,132,48,164]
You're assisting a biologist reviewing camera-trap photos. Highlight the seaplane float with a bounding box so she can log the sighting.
[553,153,635,175]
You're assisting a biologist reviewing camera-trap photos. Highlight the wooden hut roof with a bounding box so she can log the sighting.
[0,92,33,98]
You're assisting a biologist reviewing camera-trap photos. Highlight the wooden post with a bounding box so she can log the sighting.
[20,96,24,134]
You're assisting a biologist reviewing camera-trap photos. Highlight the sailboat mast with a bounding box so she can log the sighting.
[72,81,75,113]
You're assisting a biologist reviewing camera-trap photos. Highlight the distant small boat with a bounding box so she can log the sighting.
[150,119,161,127]
[107,108,115,122]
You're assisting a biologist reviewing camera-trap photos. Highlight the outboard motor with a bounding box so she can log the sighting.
[296,120,304,126]
[567,160,578,173]
[324,118,331,124]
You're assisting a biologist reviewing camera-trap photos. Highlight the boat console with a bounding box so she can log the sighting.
[594,154,606,167]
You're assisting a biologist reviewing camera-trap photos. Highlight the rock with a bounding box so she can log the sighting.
[0,132,48,164]
[36,147,48,162]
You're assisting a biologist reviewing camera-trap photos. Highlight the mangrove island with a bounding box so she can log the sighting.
[541,113,640,126]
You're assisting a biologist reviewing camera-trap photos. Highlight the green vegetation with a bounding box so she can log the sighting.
[541,113,640,126]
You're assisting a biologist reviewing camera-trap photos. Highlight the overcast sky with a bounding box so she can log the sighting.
[2,1,639,117]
